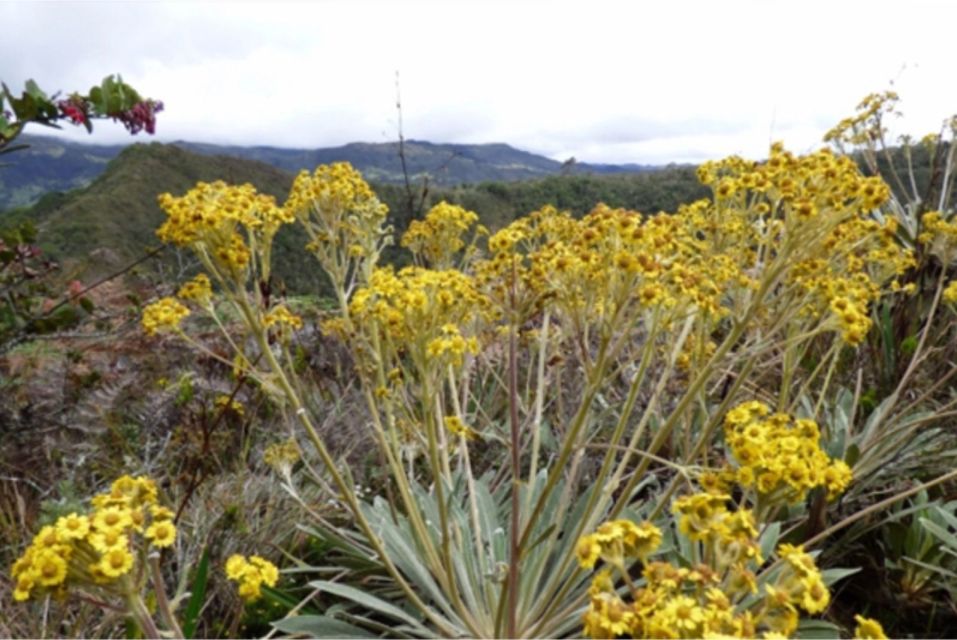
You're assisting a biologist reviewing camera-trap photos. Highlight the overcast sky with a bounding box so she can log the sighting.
[3,0,956,165]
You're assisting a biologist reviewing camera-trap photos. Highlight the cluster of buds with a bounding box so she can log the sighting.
[112,99,164,135]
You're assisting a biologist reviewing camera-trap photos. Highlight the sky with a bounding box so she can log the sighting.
[2,0,957,165]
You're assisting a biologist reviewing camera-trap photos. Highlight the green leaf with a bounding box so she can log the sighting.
[181,548,210,638]
[271,615,373,638]
[89,86,107,115]
[844,443,860,467]
[307,580,428,634]
[919,517,957,551]
[933,504,957,532]
[819,566,860,586]
[24,79,48,102]
[759,522,781,561]
[796,618,842,639]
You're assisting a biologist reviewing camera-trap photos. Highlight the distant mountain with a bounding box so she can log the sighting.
[0,142,310,286]
[0,134,660,212]
[0,135,126,210]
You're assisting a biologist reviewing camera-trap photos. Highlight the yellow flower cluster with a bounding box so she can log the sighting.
[141,297,190,336]
[349,266,488,371]
[723,401,852,503]
[671,494,762,561]
[919,211,957,265]
[579,502,834,638]
[11,475,175,602]
[224,554,279,602]
[698,144,890,212]
[284,162,385,224]
[177,273,213,305]
[823,91,900,147]
[263,304,304,331]
[474,203,742,331]
[576,519,663,569]
[425,323,480,367]
[401,201,481,267]
[443,415,479,440]
[699,145,913,338]
[157,181,292,280]
[787,216,914,345]
[469,142,911,348]
[285,162,389,281]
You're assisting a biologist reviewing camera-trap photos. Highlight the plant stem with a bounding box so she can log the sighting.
[149,554,184,639]
[507,264,521,639]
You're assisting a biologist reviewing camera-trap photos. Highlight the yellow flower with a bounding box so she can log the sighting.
[92,506,132,532]
[225,554,248,580]
[799,575,830,614]
[944,280,957,304]
[33,525,62,549]
[99,548,134,578]
[663,594,705,634]
[150,505,175,521]
[146,520,177,548]
[55,513,90,541]
[620,520,662,562]
[576,534,602,569]
[13,572,36,601]
[237,575,263,602]
[88,529,129,554]
[854,615,887,639]
[249,555,279,586]
[34,550,68,587]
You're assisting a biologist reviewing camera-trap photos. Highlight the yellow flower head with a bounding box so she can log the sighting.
[263,305,304,331]
[92,506,133,533]
[146,520,177,548]
[142,297,190,336]
[224,554,279,602]
[98,548,134,578]
[854,615,887,639]
[55,513,90,541]
[225,554,248,580]
[177,273,213,304]
[88,529,129,554]
[13,571,36,601]
[576,534,602,569]
[32,550,68,588]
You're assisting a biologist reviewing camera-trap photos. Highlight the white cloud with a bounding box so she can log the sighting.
[3,0,957,164]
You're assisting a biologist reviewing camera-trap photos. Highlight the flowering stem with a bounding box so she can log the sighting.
[233,296,459,637]
[149,554,184,638]
[506,313,521,638]
[126,592,161,639]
